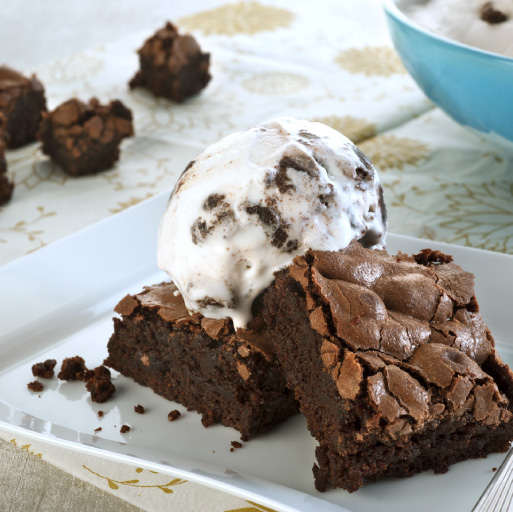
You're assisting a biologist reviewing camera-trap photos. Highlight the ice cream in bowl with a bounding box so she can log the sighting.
[383,0,513,150]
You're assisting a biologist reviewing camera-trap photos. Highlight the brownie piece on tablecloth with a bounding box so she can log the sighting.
[0,65,47,149]
[0,119,13,204]
[38,98,133,176]
[105,282,297,439]
[263,240,513,492]
[129,22,211,102]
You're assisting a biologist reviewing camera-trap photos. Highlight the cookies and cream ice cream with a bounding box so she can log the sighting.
[157,118,387,328]
[402,0,513,57]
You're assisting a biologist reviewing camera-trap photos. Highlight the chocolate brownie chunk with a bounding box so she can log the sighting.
[32,359,57,379]
[129,22,211,102]
[167,410,181,422]
[0,65,47,148]
[84,365,111,381]
[38,98,133,176]
[86,375,116,403]
[58,356,87,381]
[263,240,513,492]
[134,404,145,414]
[105,282,297,439]
[413,248,453,266]
[0,125,13,204]
[27,381,43,392]
[120,424,130,433]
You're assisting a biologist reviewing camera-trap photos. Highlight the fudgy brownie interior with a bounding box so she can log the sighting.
[105,282,297,439]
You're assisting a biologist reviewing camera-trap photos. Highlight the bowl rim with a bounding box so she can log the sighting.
[382,0,513,64]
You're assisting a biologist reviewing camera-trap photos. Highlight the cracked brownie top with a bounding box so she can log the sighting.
[287,240,512,439]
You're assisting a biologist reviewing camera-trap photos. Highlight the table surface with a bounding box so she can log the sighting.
[1,1,513,511]
[0,438,142,512]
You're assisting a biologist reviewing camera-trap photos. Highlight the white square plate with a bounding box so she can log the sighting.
[1,191,512,512]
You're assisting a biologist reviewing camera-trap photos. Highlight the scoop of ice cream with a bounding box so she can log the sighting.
[403,0,513,57]
[157,118,387,328]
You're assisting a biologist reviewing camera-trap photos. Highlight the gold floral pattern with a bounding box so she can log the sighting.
[83,465,186,493]
[10,439,42,459]
[313,115,376,143]
[179,2,294,36]
[36,53,105,83]
[7,146,68,189]
[382,177,513,254]
[0,206,55,251]
[335,46,406,77]
[360,134,430,170]
[128,88,243,138]
[109,193,154,214]
[241,71,309,95]
[226,501,278,512]
[437,181,513,253]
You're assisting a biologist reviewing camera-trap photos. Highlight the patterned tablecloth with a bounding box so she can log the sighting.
[1,1,513,511]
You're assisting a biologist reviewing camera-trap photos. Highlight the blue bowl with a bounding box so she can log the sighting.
[383,0,513,150]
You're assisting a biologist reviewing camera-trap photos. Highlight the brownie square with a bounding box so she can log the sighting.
[38,98,133,176]
[129,22,211,103]
[263,240,513,492]
[0,117,13,204]
[0,65,47,149]
[105,282,297,439]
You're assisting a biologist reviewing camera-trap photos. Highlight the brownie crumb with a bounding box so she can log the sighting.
[240,434,249,443]
[84,366,111,381]
[27,381,43,392]
[86,377,116,403]
[58,356,88,381]
[231,441,243,450]
[94,427,102,433]
[480,2,508,23]
[98,411,104,417]
[120,424,130,434]
[492,467,497,472]
[413,248,453,266]
[134,404,145,414]
[200,409,216,427]
[167,410,181,422]
[32,359,57,379]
